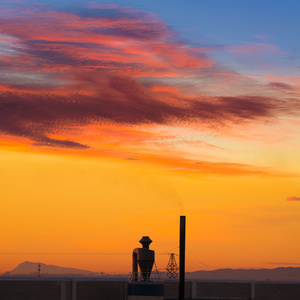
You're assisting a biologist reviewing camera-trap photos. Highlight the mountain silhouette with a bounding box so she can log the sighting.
[186,267,300,281]
[7,261,94,276]
[3,261,300,281]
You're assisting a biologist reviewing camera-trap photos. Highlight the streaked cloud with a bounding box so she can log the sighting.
[267,82,295,91]
[0,72,297,148]
[286,197,300,201]
[0,3,212,79]
[225,43,285,58]
[252,34,272,41]
[267,262,300,266]
[0,1,299,178]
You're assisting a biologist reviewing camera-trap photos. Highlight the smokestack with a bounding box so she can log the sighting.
[179,216,186,300]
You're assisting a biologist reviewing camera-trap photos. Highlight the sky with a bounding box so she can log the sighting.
[0,0,300,275]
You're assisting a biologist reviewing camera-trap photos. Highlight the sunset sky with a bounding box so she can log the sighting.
[1,0,300,275]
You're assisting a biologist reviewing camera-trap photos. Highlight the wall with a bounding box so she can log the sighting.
[0,278,300,300]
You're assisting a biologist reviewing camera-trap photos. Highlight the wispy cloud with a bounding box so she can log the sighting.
[286,197,300,201]
[252,34,272,41]
[0,1,299,166]
[0,3,212,79]
[267,262,300,266]
[267,82,295,91]
[226,43,285,57]
[1,71,298,148]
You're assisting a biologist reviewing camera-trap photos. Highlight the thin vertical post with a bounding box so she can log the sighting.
[179,215,186,300]
[132,251,138,282]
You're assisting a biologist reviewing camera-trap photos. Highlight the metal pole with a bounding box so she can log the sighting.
[132,251,138,282]
[179,215,186,300]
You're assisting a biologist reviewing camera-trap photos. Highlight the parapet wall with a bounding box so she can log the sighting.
[164,281,300,300]
[0,279,300,300]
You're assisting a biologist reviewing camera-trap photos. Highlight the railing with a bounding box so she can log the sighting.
[129,271,165,283]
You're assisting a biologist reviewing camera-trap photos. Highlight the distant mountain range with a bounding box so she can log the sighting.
[185,267,300,282]
[1,261,118,278]
[2,261,300,282]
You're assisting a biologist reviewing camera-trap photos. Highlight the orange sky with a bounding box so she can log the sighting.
[0,1,300,274]
[1,146,300,273]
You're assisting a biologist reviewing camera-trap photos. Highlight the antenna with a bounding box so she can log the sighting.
[166,253,179,278]
[37,263,41,277]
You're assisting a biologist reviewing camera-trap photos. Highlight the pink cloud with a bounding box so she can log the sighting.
[252,34,272,41]
[0,3,213,79]
[227,43,285,57]
[0,70,297,148]
[267,82,294,91]
[264,74,300,90]
[0,2,299,152]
